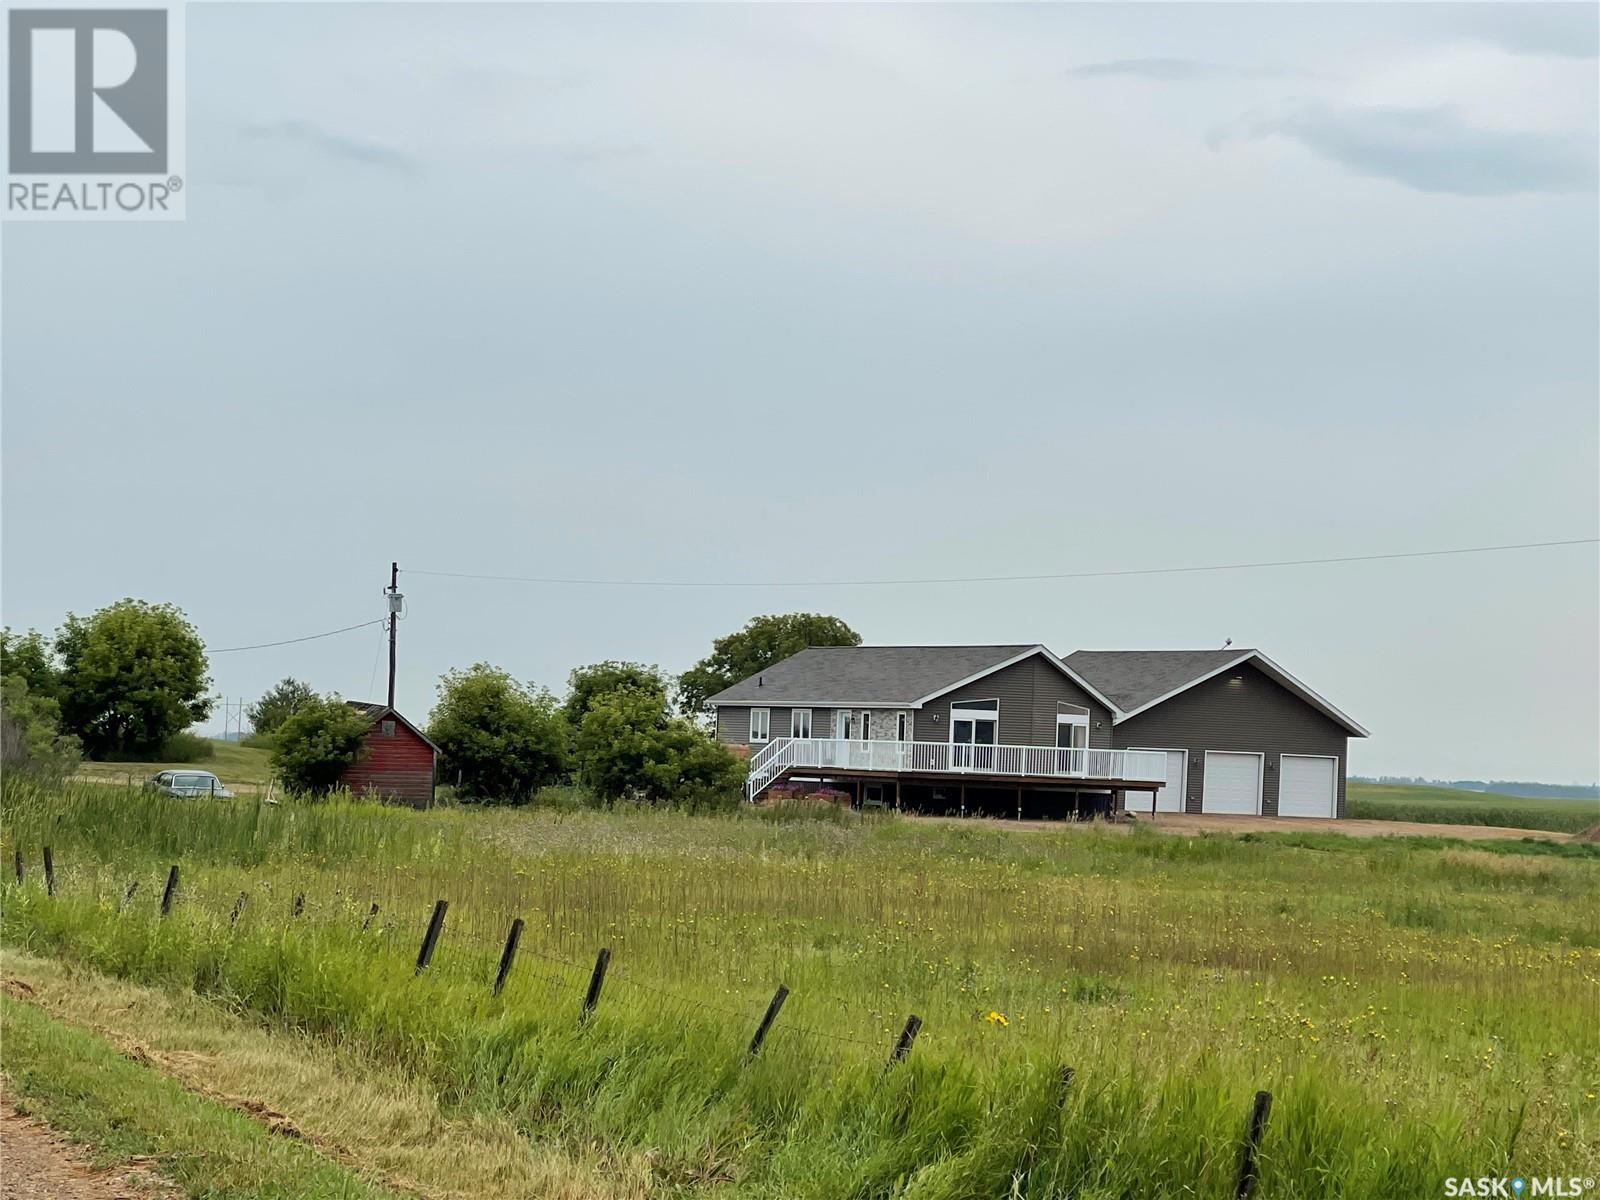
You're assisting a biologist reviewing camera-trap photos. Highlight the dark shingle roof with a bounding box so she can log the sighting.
[1062,650,1250,712]
[706,645,1037,707]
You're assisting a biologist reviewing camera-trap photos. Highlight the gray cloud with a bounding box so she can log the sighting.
[1449,6,1599,60]
[1216,102,1597,197]
[241,120,420,176]
[1070,57,1234,81]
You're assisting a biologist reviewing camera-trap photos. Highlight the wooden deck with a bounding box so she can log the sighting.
[764,764,1163,794]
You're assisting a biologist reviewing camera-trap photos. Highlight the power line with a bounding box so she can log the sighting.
[211,619,386,655]
[407,537,1598,591]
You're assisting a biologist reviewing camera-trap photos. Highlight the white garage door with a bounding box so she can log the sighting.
[1132,749,1187,812]
[1279,755,1337,818]
[1202,752,1262,815]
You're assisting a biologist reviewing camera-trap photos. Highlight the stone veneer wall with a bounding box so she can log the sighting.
[828,707,912,740]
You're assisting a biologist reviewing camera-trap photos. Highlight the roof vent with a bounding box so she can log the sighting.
[758,675,763,687]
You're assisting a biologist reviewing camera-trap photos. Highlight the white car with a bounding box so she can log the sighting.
[144,770,235,799]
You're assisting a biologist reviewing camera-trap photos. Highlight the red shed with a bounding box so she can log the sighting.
[340,702,437,807]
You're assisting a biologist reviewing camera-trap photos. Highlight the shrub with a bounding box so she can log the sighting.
[574,687,745,806]
[0,674,81,781]
[429,664,569,803]
[270,695,370,796]
[563,661,671,727]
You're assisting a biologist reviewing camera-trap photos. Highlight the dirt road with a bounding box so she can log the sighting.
[0,1097,175,1200]
[915,811,1569,841]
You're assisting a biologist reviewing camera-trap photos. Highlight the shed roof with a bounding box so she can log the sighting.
[343,701,440,753]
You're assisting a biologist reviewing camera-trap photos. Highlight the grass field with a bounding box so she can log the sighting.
[1347,781,1599,833]
[75,739,276,792]
[2,777,1596,1199]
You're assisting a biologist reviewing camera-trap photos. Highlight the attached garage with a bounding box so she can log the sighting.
[1202,751,1262,814]
[1131,748,1187,812]
[1278,754,1337,818]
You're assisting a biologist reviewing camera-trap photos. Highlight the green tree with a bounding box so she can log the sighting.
[54,600,213,758]
[0,674,81,781]
[563,660,669,727]
[429,664,569,803]
[270,695,371,796]
[677,613,861,714]
[247,677,316,736]
[1,628,61,703]
[574,687,744,806]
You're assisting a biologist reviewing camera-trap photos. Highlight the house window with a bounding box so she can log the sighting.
[380,719,396,737]
[791,708,812,739]
[836,709,853,739]
[860,711,871,740]
[1056,704,1088,750]
[749,708,770,743]
[896,712,909,742]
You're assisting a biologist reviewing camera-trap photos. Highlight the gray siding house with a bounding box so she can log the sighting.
[710,644,1367,819]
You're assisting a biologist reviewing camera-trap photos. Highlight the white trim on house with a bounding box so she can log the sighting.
[749,707,770,743]
[948,700,1000,767]
[914,645,1123,714]
[1110,651,1370,737]
[895,711,909,742]
[1201,750,1265,815]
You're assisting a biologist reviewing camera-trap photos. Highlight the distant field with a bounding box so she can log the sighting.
[75,740,275,792]
[1347,781,1599,834]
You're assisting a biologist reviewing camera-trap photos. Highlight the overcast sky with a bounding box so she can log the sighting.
[2,3,1597,782]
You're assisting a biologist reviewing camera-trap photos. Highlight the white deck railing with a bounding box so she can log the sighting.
[746,738,1168,801]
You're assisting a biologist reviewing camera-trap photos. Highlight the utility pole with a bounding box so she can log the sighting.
[386,562,401,709]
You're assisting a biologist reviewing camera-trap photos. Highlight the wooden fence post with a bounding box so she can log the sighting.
[362,902,379,932]
[493,918,524,996]
[415,900,448,973]
[12,848,21,883]
[120,880,139,911]
[1234,1090,1273,1199]
[291,893,304,918]
[885,1014,922,1071]
[42,847,54,897]
[229,892,248,927]
[580,947,611,1024]
[159,865,179,916]
[746,984,790,1060]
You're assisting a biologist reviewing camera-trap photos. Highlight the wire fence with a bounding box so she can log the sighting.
[7,843,1278,1199]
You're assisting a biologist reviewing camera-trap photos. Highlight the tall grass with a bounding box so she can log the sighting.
[3,777,1597,1197]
